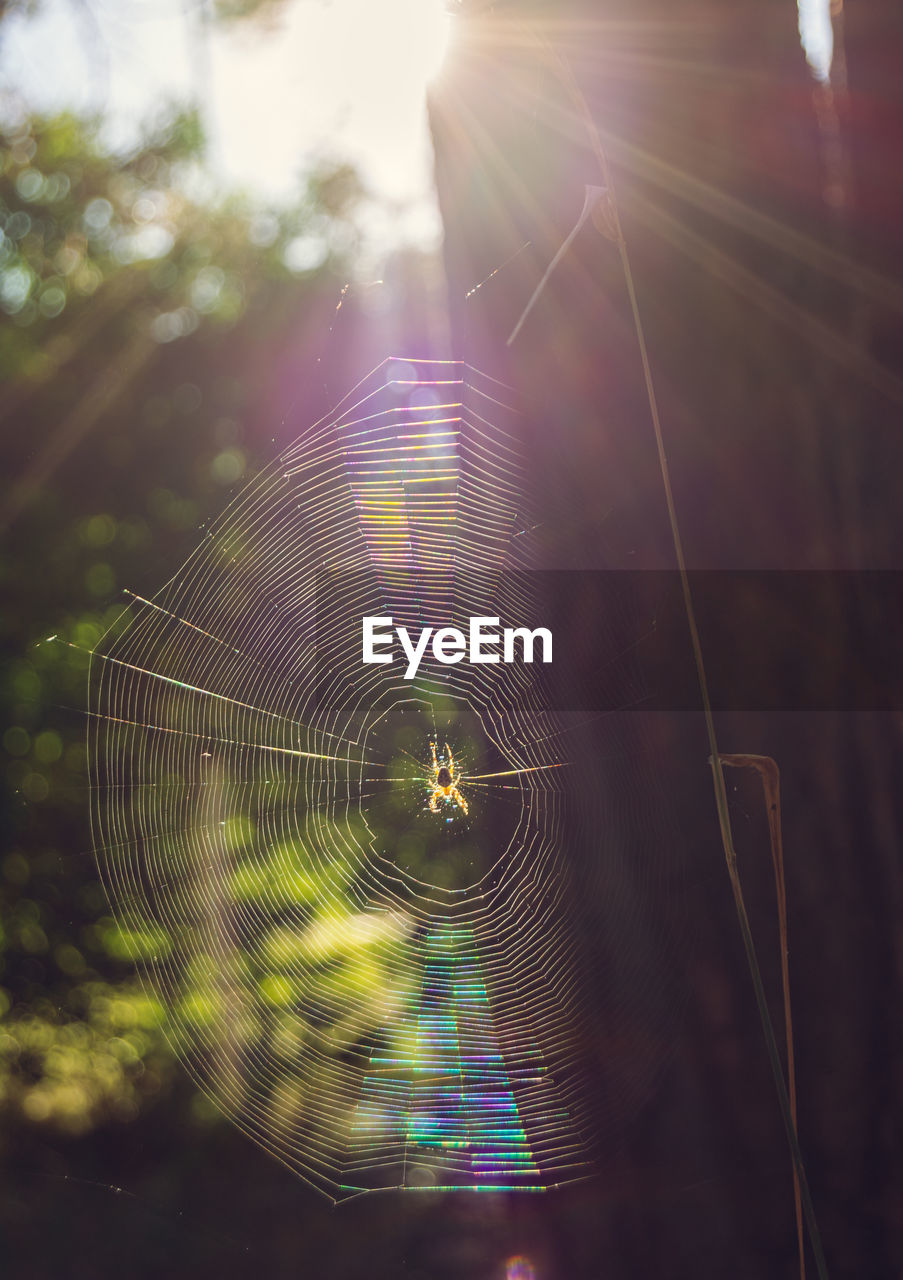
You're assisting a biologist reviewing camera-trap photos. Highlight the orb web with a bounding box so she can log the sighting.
[89,358,601,1201]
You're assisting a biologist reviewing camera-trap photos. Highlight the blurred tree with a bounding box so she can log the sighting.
[211,0,290,22]
[431,2,903,1275]
[0,105,378,1148]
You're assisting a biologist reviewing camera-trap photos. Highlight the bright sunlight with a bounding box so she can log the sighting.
[1,0,452,237]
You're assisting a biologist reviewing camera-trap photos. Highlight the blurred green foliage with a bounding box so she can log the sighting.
[0,104,383,1148]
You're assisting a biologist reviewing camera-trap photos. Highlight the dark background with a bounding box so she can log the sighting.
[2,1,902,1276]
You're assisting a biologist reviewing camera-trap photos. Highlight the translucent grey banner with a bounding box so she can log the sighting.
[536,571,903,712]
[313,571,903,711]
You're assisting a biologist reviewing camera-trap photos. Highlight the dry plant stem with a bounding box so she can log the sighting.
[719,753,805,1280]
[522,26,830,1278]
[620,219,828,1280]
[628,234,831,1276]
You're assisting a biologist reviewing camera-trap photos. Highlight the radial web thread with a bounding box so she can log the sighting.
[89,358,592,1200]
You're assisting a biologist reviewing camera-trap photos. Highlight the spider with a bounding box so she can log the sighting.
[427,741,469,817]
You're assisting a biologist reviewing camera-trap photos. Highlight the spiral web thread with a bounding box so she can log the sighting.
[89,358,593,1200]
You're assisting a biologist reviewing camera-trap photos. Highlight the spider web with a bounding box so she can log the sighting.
[87,357,638,1201]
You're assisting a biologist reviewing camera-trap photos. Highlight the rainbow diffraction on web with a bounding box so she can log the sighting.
[88,359,592,1200]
